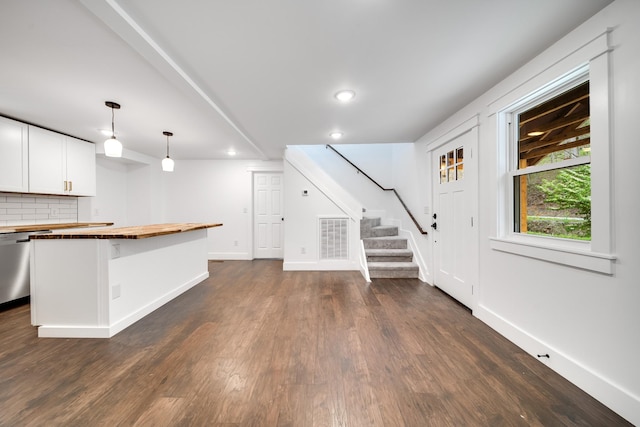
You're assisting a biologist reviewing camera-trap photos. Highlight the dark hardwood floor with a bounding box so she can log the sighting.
[0,260,630,426]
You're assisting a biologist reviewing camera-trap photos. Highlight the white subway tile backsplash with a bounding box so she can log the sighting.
[7,196,33,203]
[7,209,36,215]
[0,192,78,224]
[0,202,22,209]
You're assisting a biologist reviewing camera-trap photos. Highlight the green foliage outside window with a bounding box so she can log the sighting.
[537,164,591,238]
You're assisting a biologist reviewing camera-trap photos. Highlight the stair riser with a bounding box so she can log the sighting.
[363,239,407,249]
[360,218,381,238]
[370,270,419,279]
[367,255,413,263]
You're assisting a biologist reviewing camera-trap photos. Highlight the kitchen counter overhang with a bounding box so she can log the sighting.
[28,222,222,239]
[30,223,222,338]
[0,222,114,234]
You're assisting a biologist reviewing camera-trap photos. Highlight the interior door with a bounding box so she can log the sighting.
[253,172,284,259]
[432,129,475,308]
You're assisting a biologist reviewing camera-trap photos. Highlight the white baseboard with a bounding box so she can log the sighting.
[108,272,208,337]
[37,272,209,339]
[476,304,640,426]
[38,325,112,338]
[283,260,358,271]
[208,251,251,260]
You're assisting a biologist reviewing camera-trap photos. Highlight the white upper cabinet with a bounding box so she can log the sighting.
[28,126,96,196]
[28,126,65,194]
[0,116,29,192]
[65,136,96,196]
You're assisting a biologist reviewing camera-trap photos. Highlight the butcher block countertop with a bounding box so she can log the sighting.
[29,222,223,240]
[0,222,114,234]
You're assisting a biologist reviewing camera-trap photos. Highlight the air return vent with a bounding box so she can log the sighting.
[319,217,349,260]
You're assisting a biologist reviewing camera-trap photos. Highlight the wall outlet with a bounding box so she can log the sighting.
[112,284,121,300]
[300,247,306,254]
[50,207,59,217]
[234,240,238,247]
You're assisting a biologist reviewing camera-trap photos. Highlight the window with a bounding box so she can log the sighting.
[489,30,615,274]
[512,79,591,241]
[439,147,464,183]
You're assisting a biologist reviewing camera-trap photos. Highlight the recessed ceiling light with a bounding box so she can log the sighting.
[99,129,115,136]
[227,149,237,156]
[330,132,343,140]
[334,90,355,102]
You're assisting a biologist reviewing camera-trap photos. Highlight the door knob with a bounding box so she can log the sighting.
[431,222,437,230]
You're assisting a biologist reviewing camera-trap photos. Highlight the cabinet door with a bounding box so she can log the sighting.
[28,126,65,195]
[0,116,29,192]
[66,137,96,196]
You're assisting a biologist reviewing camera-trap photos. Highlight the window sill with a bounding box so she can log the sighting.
[489,236,616,274]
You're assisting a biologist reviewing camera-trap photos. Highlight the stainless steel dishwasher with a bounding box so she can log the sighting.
[0,231,49,304]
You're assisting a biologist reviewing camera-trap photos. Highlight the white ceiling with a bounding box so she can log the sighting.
[0,0,613,161]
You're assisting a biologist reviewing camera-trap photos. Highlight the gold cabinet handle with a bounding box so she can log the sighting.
[69,181,73,192]
[64,180,68,191]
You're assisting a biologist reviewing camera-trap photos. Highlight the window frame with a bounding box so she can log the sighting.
[508,67,591,239]
[489,30,615,274]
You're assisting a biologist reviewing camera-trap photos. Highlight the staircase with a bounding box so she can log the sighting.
[361,217,419,279]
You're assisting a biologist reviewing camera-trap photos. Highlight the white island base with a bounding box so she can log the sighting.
[30,228,210,338]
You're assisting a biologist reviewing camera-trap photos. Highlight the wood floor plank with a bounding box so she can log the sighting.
[0,260,632,426]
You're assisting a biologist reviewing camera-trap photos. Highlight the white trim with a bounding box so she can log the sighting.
[38,271,208,338]
[493,30,614,268]
[283,260,358,271]
[402,228,428,283]
[488,30,611,115]
[284,147,363,222]
[425,115,479,150]
[489,237,615,274]
[476,304,640,426]
[512,155,590,177]
[359,240,371,283]
[209,251,251,260]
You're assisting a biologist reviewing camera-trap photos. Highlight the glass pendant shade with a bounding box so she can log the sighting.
[162,156,175,172]
[104,101,122,158]
[162,131,174,172]
[104,136,123,157]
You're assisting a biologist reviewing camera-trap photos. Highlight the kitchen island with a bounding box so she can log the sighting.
[29,223,222,338]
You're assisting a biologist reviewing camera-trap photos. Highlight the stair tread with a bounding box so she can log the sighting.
[368,261,418,270]
[363,236,406,240]
[365,248,413,255]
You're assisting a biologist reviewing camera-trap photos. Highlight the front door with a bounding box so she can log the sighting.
[432,129,475,308]
[253,172,284,259]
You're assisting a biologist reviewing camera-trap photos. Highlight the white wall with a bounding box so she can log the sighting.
[162,159,283,259]
[78,158,127,226]
[326,143,395,188]
[79,152,162,227]
[283,159,360,271]
[408,1,640,423]
[296,144,396,216]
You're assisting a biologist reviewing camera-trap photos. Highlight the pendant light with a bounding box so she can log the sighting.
[162,131,175,172]
[104,101,123,157]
